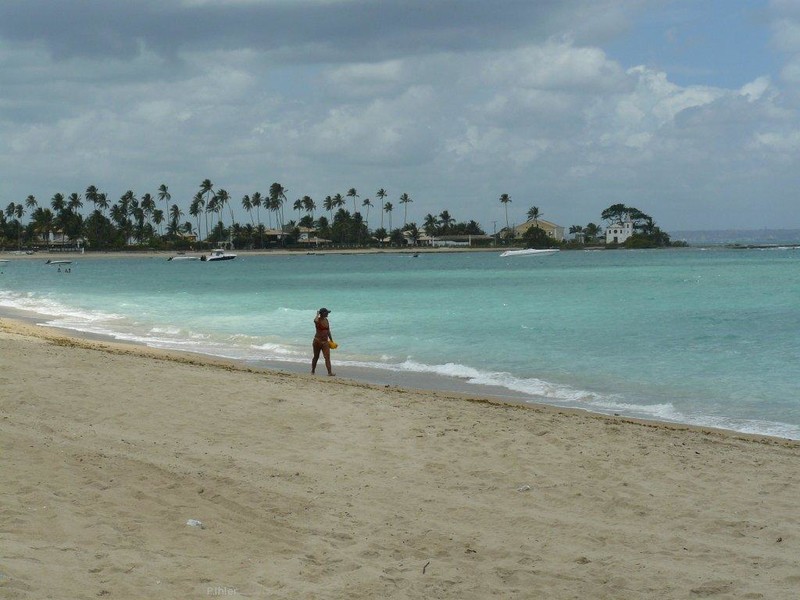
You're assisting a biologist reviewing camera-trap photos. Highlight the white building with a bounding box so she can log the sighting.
[605,221,634,244]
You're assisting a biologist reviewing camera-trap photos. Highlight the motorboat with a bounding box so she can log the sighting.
[167,255,200,261]
[45,259,72,265]
[201,249,237,262]
[500,248,559,257]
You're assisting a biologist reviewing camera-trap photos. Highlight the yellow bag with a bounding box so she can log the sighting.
[328,339,338,350]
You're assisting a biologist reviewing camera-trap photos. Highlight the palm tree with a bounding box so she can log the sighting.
[157,184,171,223]
[376,188,387,229]
[31,207,55,246]
[215,188,232,239]
[439,210,455,234]
[293,198,304,222]
[95,192,109,216]
[251,192,263,229]
[269,182,287,239]
[51,193,65,213]
[189,192,204,242]
[347,188,359,214]
[153,183,172,232]
[242,194,255,227]
[152,209,165,236]
[140,193,156,230]
[199,179,214,240]
[169,204,184,236]
[332,193,345,212]
[384,202,393,232]
[584,223,602,242]
[323,195,334,222]
[499,193,511,233]
[527,206,541,227]
[399,193,412,227]
[404,222,420,246]
[302,196,315,221]
[205,194,219,236]
[423,213,439,236]
[85,185,97,208]
[361,198,373,229]
[5,203,21,249]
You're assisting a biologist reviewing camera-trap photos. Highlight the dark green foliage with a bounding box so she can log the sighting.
[521,226,555,249]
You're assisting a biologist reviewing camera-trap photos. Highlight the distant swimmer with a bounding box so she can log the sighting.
[311,307,335,376]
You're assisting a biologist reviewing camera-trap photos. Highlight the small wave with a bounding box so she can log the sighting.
[0,291,124,322]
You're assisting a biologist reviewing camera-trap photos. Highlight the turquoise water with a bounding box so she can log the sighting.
[1,247,798,438]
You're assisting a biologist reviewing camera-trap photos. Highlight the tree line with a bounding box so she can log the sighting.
[1,181,487,251]
[2,182,672,251]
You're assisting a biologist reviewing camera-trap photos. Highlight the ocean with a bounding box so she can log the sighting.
[1,247,798,438]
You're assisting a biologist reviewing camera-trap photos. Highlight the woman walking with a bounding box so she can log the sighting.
[312,308,335,376]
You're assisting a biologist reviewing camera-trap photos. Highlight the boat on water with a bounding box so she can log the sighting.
[201,249,237,262]
[500,248,559,257]
[167,255,200,261]
[45,259,72,265]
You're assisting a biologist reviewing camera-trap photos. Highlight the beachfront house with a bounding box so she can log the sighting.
[32,229,85,251]
[510,219,565,242]
[605,221,634,244]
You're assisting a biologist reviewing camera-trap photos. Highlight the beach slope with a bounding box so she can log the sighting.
[1,319,798,599]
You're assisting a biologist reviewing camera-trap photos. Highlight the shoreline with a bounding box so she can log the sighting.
[1,317,799,598]
[1,315,796,447]
[2,307,798,442]
[0,246,504,261]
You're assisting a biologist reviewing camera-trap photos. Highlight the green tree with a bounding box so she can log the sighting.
[199,179,214,240]
[361,198,373,229]
[384,202,393,232]
[403,222,420,246]
[293,198,304,222]
[399,193,412,227]
[241,194,255,227]
[158,184,171,230]
[423,213,439,236]
[439,210,454,234]
[499,193,511,232]
[526,205,540,226]
[189,192,204,242]
[584,222,602,242]
[522,226,553,249]
[376,188,387,229]
[323,196,334,224]
[373,227,388,246]
[347,188,359,214]
[269,182,288,241]
[251,192,263,235]
[302,196,316,221]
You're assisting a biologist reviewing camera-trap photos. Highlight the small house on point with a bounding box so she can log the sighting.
[605,221,634,244]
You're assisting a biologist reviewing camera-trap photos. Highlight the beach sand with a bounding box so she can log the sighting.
[1,319,798,599]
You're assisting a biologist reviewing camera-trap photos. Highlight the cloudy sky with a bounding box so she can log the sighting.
[1,0,799,232]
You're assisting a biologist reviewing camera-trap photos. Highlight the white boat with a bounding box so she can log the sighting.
[167,255,200,261]
[500,248,559,257]
[0,259,9,263]
[201,249,237,262]
[45,259,72,265]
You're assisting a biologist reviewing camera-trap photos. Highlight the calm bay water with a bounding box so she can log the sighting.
[1,247,798,438]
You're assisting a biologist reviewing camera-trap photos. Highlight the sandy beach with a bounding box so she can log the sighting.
[1,319,798,599]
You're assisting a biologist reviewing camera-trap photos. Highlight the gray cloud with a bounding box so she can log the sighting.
[0,0,635,63]
[0,1,798,232]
